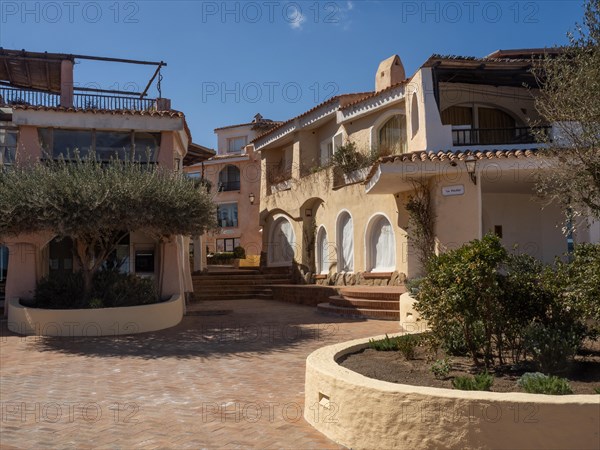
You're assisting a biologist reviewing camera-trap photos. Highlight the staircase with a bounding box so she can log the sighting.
[317,286,405,320]
[191,267,293,302]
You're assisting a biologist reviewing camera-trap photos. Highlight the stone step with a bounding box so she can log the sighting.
[316,302,399,321]
[194,285,274,292]
[339,286,405,301]
[192,274,293,281]
[193,278,292,286]
[192,292,274,301]
[328,295,400,311]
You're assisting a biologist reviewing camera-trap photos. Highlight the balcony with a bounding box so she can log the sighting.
[0,86,157,111]
[452,126,552,146]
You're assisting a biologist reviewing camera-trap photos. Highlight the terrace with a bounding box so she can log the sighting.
[0,48,168,112]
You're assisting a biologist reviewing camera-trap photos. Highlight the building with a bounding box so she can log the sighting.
[252,50,599,285]
[184,114,280,270]
[0,48,211,316]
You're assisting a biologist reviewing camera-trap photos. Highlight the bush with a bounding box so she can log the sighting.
[430,358,452,379]
[518,372,573,395]
[416,234,506,367]
[396,334,419,360]
[233,246,246,259]
[207,252,235,264]
[524,321,585,374]
[405,277,425,296]
[34,269,158,309]
[452,373,494,391]
[594,387,600,394]
[34,272,85,309]
[368,334,399,351]
[331,142,372,174]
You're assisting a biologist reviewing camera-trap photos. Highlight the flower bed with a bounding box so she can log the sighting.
[304,334,600,450]
[7,294,183,336]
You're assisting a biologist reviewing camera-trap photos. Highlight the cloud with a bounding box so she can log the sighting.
[289,12,306,30]
[347,1,354,10]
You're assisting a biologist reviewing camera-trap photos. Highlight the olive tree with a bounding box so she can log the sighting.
[534,0,600,223]
[0,156,216,299]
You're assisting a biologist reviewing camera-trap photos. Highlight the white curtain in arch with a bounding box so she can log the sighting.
[338,212,354,272]
[316,227,329,274]
[270,218,295,265]
[370,216,396,271]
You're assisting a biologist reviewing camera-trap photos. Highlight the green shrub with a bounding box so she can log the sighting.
[208,252,235,264]
[452,372,494,391]
[594,387,600,394]
[524,321,585,374]
[396,334,419,360]
[233,246,246,259]
[34,269,158,309]
[331,142,372,174]
[368,334,399,351]
[416,234,506,367]
[405,277,425,296]
[518,372,573,395]
[35,272,85,309]
[430,358,452,379]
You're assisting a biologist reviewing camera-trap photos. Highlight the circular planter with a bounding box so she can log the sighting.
[7,294,183,336]
[304,334,600,450]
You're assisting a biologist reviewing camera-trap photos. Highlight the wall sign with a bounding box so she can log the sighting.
[442,185,465,196]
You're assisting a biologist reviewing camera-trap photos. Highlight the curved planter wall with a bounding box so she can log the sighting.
[304,334,600,450]
[7,295,184,336]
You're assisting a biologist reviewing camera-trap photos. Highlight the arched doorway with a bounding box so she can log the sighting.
[336,211,354,272]
[316,226,330,274]
[269,216,296,266]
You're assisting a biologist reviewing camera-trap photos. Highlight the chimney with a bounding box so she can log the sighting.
[375,55,405,92]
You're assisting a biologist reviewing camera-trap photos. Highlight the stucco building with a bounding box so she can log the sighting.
[0,49,211,316]
[252,50,599,284]
[185,114,280,269]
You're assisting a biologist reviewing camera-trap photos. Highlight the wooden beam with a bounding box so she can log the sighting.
[69,54,166,66]
[139,63,163,99]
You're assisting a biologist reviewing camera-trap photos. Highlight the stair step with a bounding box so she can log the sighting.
[339,286,405,301]
[193,278,291,286]
[317,302,399,321]
[192,293,271,301]
[328,295,400,311]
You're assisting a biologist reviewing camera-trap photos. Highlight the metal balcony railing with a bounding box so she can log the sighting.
[452,126,552,146]
[0,86,156,111]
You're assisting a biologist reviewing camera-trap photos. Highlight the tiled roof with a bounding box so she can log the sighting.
[11,104,185,117]
[366,148,540,181]
[339,81,408,110]
[251,92,373,143]
[214,120,282,131]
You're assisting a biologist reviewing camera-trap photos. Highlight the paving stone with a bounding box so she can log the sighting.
[0,299,397,449]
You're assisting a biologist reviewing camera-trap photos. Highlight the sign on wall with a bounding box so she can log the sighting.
[442,185,465,196]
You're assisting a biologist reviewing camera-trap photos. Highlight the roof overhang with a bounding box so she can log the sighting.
[338,83,406,123]
[183,143,215,166]
[0,49,69,93]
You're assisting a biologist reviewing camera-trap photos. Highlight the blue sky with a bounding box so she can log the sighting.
[0,1,585,146]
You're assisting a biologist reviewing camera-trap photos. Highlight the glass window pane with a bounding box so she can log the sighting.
[134,132,160,162]
[52,129,92,159]
[95,131,132,160]
[217,203,238,228]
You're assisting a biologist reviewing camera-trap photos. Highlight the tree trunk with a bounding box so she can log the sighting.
[82,268,93,301]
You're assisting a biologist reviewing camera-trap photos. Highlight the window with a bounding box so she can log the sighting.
[187,172,201,179]
[38,128,160,162]
[216,238,241,252]
[367,215,396,272]
[217,203,238,228]
[0,245,8,282]
[218,165,241,191]
[336,211,354,272]
[48,237,74,274]
[0,125,18,167]
[135,249,155,274]
[228,136,247,154]
[379,115,407,155]
[105,233,131,273]
[320,133,343,166]
[411,94,419,138]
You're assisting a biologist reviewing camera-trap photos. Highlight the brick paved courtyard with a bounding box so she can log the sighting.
[0,299,398,449]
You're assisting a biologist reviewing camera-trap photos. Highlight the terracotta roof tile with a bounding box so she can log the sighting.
[251,92,373,144]
[365,148,540,181]
[340,81,408,110]
[11,104,185,117]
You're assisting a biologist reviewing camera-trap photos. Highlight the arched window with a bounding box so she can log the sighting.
[367,215,396,272]
[336,211,354,272]
[379,114,407,155]
[316,226,330,274]
[218,165,241,191]
[411,94,419,138]
[269,217,296,266]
